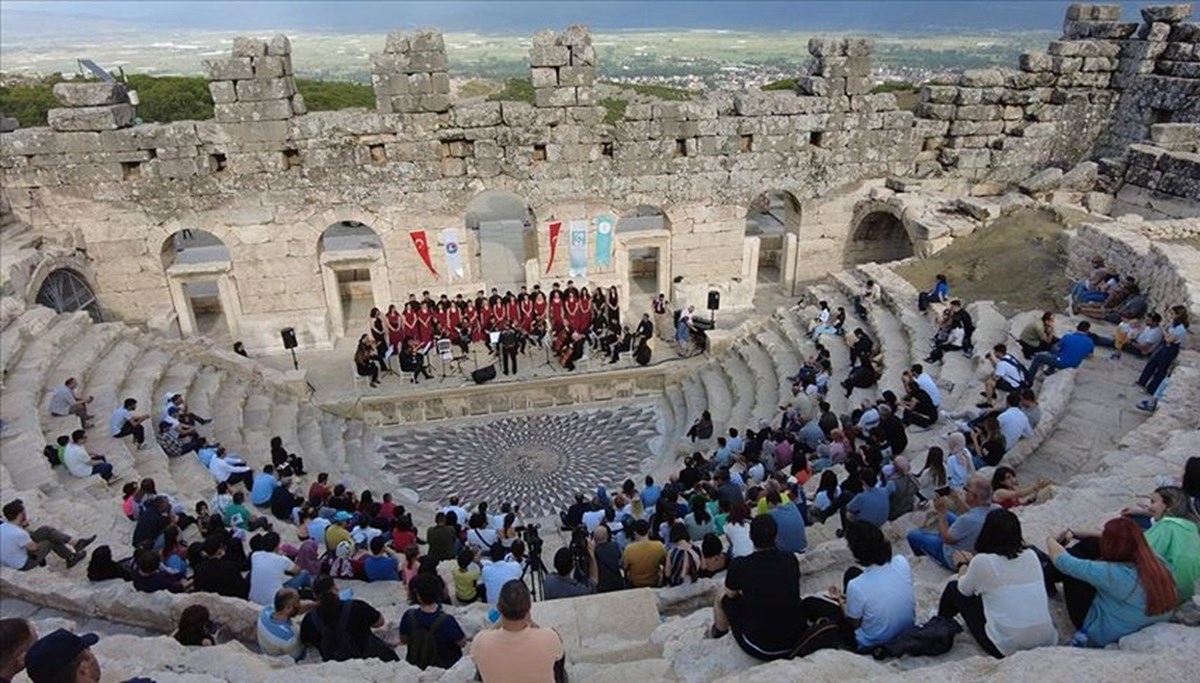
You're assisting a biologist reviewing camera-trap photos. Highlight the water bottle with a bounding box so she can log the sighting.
[1069,629,1089,647]
[487,607,501,624]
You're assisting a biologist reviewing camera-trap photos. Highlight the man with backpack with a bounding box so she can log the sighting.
[399,573,466,670]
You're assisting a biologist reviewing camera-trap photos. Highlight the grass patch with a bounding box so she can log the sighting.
[603,81,695,101]
[600,97,628,124]
[761,78,798,91]
[294,78,374,111]
[894,208,1071,316]
[486,77,535,104]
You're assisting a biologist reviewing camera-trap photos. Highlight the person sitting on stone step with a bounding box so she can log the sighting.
[0,499,93,571]
[109,397,150,451]
[48,377,95,430]
[62,430,115,483]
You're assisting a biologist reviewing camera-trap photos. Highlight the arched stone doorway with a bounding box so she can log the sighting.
[318,220,389,340]
[745,190,801,286]
[465,190,535,290]
[34,268,102,322]
[161,229,240,341]
[843,209,914,267]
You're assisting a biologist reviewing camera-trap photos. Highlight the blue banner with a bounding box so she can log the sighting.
[568,220,588,278]
[595,214,614,268]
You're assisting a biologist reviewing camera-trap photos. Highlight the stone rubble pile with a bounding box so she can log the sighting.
[370,29,452,114]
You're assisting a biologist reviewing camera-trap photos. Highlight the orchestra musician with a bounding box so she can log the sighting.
[607,325,634,364]
[561,331,585,371]
[499,321,521,376]
[399,338,434,384]
[636,313,654,342]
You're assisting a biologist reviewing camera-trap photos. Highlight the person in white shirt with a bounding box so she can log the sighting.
[581,503,606,534]
[1,499,93,570]
[981,344,1026,408]
[936,508,1057,658]
[110,397,150,450]
[62,430,114,482]
[48,377,94,429]
[798,520,914,650]
[248,532,311,605]
[465,513,499,553]
[441,497,470,529]
[908,364,942,408]
[480,541,527,607]
[208,447,254,488]
[996,392,1035,452]
[722,503,754,558]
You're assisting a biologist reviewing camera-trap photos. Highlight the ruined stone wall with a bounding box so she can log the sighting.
[1,5,1197,350]
[1069,218,1200,345]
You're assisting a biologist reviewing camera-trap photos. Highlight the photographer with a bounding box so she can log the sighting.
[544,545,597,600]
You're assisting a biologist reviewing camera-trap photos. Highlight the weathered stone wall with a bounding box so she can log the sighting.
[1069,217,1200,346]
[1,6,1197,350]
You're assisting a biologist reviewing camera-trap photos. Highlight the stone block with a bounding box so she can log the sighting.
[407,72,431,95]
[845,76,872,95]
[1161,42,1196,59]
[807,37,847,57]
[203,58,254,81]
[530,45,570,67]
[208,80,237,104]
[1083,191,1113,213]
[1158,171,1200,196]
[845,37,874,56]
[916,102,956,120]
[52,82,129,107]
[575,86,595,106]
[1141,5,1193,23]
[370,52,409,74]
[53,132,102,154]
[1050,56,1083,73]
[372,73,409,95]
[430,72,450,93]
[47,104,135,131]
[558,66,596,87]
[800,76,827,97]
[956,104,1001,121]
[385,32,410,54]
[1020,52,1053,72]
[406,50,448,72]
[1138,21,1173,41]
[419,94,449,112]
[571,44,597,67]
[1081,56,1116,71]
[1063,20,1139,39]
[267,34,291,56]
[213,100,294,123]
[955,87,983,105]
[535,87,576,108]
[1062,160,1099,190]
[410,30,445,52]
[253,55,291,79]
[960,68,1006,87]
[290,93,306,115]
[454,102,502,128]
[561,24,591,47]
[531,67,558,88]
[235,77,295,102]
[1066,3,1121,21]
[1168,22,1200,41]
[1019,167,1064,194]
[1150,123,1200,147]
[921,85,958,104]
[232,36,267,57]
[948,119,1005,136]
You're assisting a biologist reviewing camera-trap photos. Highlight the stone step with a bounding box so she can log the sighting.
[939,301,1008,411]
[757,320,801,403]
[0,306,59,379]
[296,403,326,465]
[117,348,183,493]
[654,391,677,451]
[857,263,936,374]
[735,336,780,427]
[211,374,252,454]
[700,363,734,430]
[791,289,852,414]
[827,270,910,395]
[720,346,756,429]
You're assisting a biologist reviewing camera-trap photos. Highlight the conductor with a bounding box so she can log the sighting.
[499,322,521,376]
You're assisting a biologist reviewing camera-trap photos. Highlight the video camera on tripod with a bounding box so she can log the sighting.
[518,523,548,600]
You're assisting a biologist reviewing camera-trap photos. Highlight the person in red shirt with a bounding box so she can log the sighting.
[307,473,331,507]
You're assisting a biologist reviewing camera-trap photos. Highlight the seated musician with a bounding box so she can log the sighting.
[528,318,549,350]
[634,334,652,366]
[399,339,434,384]
[608,325,634,364]
[636,313,654,343]
[562,332,585,371]
[454,321,471,355]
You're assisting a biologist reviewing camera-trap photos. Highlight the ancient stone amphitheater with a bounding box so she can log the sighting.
[1,2,1199,681]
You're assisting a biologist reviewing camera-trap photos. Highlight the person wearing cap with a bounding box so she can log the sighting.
[23,629,100,683]
[1,499,93,570]
[325,511,355,553]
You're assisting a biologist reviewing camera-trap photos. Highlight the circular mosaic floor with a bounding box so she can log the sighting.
[378,404,659,518]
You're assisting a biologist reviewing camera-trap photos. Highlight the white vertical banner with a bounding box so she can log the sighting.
[568,220,588,278]
[441,228,464,280]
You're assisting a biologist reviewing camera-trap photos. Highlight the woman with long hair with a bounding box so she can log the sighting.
[945,433,975,489]
[1137,304,1189,394]
[991,466,1053,509]
[938,509,1057,658]
[1046,517,1178,646]
[1141,486,1200,603]
[174,604,217,646]
[385,304,403,351]
[812,470,842,524]
[723,501,753,558]
[918,446,949,501]
[664,522,700,586]
[684,495,714,541]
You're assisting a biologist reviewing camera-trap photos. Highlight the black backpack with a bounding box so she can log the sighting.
[788,618,845,658]
[871,616,962,659]
[403,609,448,670]
[44,444,60,468]
[311,604,362,661]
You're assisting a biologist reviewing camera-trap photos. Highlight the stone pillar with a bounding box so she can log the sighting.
[370,30,450,114]
[204,35,303,123]
[46,82,135,131]
[530,25,597,108]
[801,38,874,98]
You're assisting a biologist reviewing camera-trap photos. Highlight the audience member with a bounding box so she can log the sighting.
[907,475,995,571]
[471,580,565,683]
[1,499,92,570]
[400,573,467,670]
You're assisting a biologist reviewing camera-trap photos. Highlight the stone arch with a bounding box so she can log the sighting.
[465,189,536,289]
[844,202,914,267]
[24,250,100,314]
[317,220,390,340]
[34,268,102,322]
[159,228,240,341]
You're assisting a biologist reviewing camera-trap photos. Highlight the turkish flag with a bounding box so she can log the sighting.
[410,230,438,276]
[546,221,562,274]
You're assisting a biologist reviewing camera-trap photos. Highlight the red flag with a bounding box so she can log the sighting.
[545,221,562,274]
[410,230,438,276]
